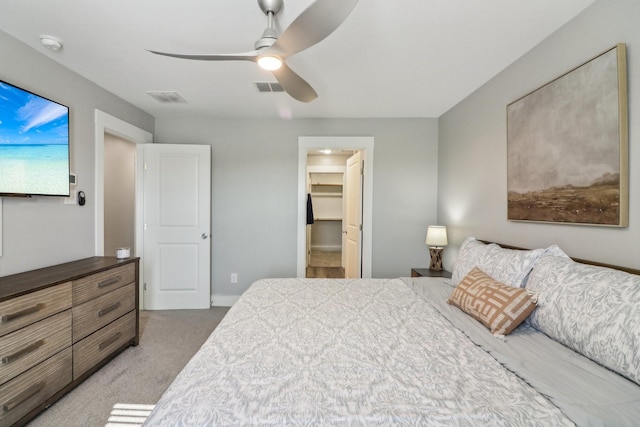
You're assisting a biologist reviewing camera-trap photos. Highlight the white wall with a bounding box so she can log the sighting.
[155,118,439,298]
[0,31,154,277]
[438,0,639,270]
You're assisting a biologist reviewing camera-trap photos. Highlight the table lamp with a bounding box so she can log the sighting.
[425,225,448,271]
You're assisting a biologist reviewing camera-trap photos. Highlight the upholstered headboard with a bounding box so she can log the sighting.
[479,240,640,276]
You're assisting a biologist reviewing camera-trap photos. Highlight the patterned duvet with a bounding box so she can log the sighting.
[143,278,573,426]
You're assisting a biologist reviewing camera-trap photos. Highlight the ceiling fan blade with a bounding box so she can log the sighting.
[272,64,318,103]
[267,0,359,57]
[148,50,259,62]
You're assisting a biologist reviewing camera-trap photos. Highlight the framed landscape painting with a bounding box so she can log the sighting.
[507,44,628,226]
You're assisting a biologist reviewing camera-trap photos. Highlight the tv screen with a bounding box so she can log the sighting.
[0,79,70,197]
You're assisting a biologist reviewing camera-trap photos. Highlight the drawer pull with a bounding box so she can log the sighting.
[99,332,122,351]
[1,303,45,324]
[2,381,45,414]
[98,302,121,317]
[98,276,121,288]
[1,340,45,365]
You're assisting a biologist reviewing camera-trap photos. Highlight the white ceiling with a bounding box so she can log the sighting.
[0,0,595,120]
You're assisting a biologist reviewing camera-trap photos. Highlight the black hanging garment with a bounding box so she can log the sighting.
[306,193,315,225]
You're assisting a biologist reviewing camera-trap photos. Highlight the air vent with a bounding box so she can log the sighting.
[146,91,187,104]
[254,82,284,93]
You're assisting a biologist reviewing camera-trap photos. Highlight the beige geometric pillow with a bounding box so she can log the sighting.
[448,267,537,336]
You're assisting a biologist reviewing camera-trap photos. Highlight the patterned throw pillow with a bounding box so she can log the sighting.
[448,267,538,336]
[451,237,544,288]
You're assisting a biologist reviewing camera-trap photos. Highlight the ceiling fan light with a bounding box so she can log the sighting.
[258,55,282,71]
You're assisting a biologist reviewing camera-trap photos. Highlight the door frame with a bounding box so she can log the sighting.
[95,110,153,308]
[297,136,374,278]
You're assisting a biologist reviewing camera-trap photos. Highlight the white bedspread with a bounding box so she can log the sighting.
[143,278,573,426]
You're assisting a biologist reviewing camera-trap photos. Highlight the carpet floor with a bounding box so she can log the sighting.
[305,266,346,278]
[308,250,342,267]
[307,250,345,278]
[26,307,230,427]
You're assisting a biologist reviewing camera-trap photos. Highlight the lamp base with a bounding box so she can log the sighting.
[429,247,444,271]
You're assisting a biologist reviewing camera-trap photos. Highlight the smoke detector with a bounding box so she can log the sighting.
[40,35,63,52]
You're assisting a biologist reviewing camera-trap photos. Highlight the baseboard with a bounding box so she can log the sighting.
[211,294,241,307]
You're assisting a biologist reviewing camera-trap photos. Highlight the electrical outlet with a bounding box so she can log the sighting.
[230,273,238,284]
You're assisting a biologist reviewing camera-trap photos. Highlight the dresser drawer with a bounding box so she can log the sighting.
[0,347,72,427]
[72,283,135,343]
[73,310,136,379]
[0,310,72,387]
[0,283,72,338]
[72,263,135,305]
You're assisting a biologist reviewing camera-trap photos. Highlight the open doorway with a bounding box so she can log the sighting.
[297,136,374,278]
[95,110,152,309]
[104,133,136,257]
[306,151,350,278]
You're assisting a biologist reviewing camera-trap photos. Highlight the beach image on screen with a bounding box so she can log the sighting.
[0,81,69,196]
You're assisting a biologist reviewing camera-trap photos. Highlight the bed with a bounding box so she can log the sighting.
[142,239,640,426]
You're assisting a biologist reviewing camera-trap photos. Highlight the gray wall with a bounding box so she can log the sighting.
[104,134,136,256]
[438,0,639,269]
[155,118,439,299]
[0,31,154,276]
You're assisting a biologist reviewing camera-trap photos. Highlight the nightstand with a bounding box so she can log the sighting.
[411,268,452,278]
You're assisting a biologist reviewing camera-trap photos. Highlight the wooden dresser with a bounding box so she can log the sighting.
[0,257,139,427]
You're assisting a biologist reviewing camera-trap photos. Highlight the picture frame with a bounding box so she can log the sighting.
[507,43,628,227]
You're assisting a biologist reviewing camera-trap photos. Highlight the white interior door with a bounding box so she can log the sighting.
[143,144,211,310]
[344,151,363,278]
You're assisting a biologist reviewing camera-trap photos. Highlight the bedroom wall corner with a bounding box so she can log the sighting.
[0,30,154,277]
[437,0,640,270]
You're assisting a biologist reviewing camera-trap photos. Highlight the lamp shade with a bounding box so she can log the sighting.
[425,226,448,247]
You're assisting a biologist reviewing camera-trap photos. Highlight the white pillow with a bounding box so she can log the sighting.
[526,252,640,385]
[451,237,544,288]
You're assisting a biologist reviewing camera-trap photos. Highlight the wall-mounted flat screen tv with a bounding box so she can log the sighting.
[0,79,70,197]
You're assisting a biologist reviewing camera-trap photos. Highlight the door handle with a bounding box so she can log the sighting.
[201,233,209,239]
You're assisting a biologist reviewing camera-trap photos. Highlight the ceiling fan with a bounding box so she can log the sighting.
[148,0,360,103]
